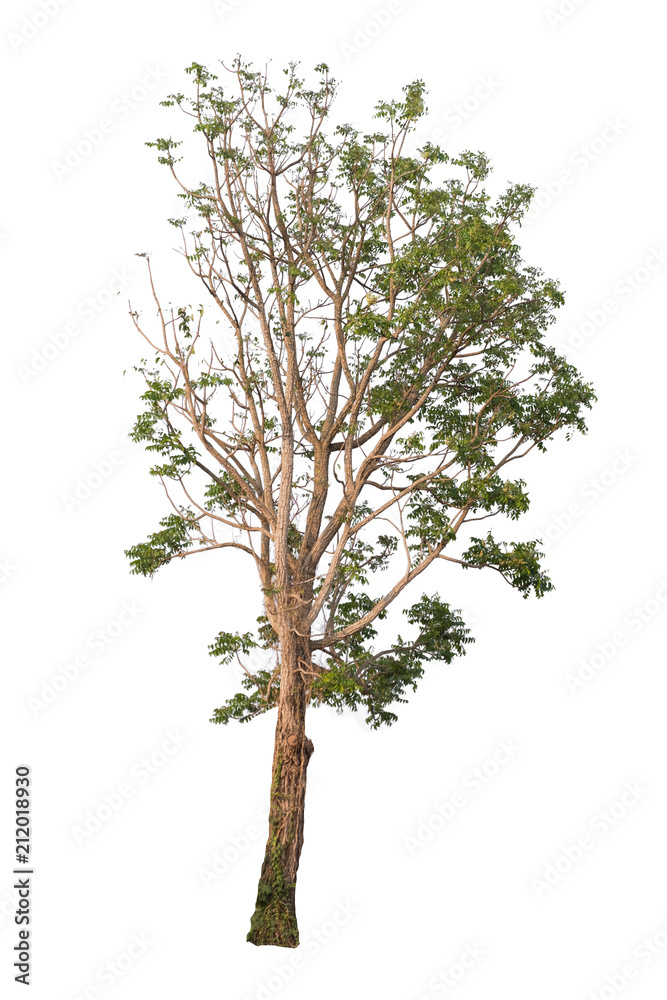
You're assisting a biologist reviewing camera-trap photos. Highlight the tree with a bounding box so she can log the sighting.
[125,57,595,948]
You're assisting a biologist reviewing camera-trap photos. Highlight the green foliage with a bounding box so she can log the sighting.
[203,472,246,516]
[125,512,197,576]
[462,532,553,598]
[312,593,473,728]
[209,623,280,724]
[130,371,198,479]
[208,629,259,664]
[210,669,280,725]
[406,474,530,553]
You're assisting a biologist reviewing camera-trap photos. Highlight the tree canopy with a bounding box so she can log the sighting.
[126,57,595,731]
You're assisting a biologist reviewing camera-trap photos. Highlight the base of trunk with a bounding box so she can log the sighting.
[247,731,314,948]
[247,624,314,948]
[246,837,299,948]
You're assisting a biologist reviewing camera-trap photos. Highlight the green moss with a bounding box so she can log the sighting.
[247,753,300,948]
[246,834,299,947]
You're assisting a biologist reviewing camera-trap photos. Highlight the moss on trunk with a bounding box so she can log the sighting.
[247,630,314,947]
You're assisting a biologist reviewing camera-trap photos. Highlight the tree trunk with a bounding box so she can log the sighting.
[247,627,314,947]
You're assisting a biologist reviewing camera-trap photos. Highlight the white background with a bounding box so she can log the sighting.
[2,1,666,998]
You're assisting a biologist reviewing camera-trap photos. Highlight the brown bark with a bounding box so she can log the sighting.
[247,626,314,947]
